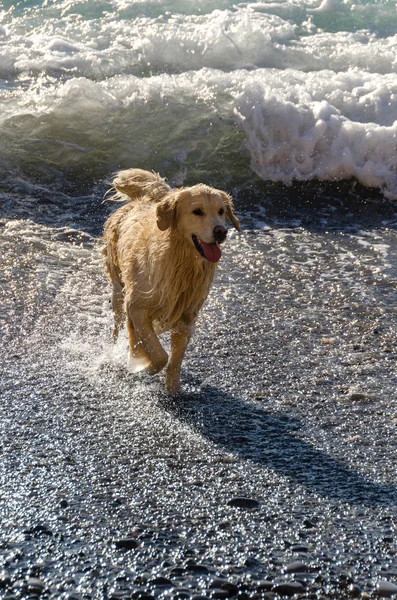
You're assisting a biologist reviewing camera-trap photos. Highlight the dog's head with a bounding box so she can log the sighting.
[156,185,240,263]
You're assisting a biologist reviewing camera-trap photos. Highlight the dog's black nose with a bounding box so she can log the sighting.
[213,225,227,243]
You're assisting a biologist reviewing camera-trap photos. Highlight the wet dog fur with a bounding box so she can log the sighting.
[102,168,240,394]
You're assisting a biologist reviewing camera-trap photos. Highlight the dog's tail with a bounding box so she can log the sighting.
[108,168,171,203]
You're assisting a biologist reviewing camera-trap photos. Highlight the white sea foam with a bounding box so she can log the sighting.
[2,65,397,196]
[1,5,396,80]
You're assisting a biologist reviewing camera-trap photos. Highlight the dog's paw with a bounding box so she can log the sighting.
[165,372,181,395]
[127,355,152,374]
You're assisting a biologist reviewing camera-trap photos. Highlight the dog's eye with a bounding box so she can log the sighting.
[218,208,225,216]
[192,208,204,216]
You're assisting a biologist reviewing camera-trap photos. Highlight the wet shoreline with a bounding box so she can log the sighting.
[2,183,397,599]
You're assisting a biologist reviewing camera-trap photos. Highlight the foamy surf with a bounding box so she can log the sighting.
[1,0,397,198]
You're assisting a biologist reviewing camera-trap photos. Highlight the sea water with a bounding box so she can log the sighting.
[1,0,397,200]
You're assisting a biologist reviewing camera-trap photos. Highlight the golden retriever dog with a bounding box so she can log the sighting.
[102,168,240,394]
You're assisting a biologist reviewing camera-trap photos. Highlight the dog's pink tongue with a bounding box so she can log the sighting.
[201,241,222,263]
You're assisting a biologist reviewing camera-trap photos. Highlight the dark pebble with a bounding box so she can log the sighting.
[170,567,186,577]
[174,592,191,600]
[27,577,45,593]
[228,497,260,509]
[150,577,174,588]
[209,579,227,589]
[114,538,139,550]
[211,591,229,599]
[192,596,210,600]
[245,556,262,567]
[26,525,53,537]
[377,581,397,597]
[236,593,250,600]
[285,561,310,574]
[187,565,209,575]
[257,581,273,591]
[0,571,11,588]
[303,519,315,529]
[221,582,239,596]
[28,562,46,577]
[217,521,231,530]
[349,584,362,597]
[348,392,367,402]
[291,545,309,553]
[272,582,305,596]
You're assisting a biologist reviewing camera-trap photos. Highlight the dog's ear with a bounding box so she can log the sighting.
[221,192,240,232]
[156,192,178,231]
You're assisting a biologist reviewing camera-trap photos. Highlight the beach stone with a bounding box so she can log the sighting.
[27,578,45,593]
[285,561,310,574]
[377,581,397,597]
[27,524,53,537]
[0,571,11,588]
[349,584,361,597]
[217,520,231,530]
[114,538,139,549]
[303,519,316,529]
[227,497,260,509]
[169,567,185,577]
[173,588,190,600]
[211,591,229,599]
[221,582,239,596]
[209,579,227,589]
[291,545,309,553]
[150,577,173,587]
[349,392,367,401]
[272,582,305,596]
[245,556,262,567]
[257,580,273,591]
[187,565,209,575]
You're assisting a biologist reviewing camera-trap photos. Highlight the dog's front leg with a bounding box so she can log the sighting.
[166,323,193,395]
[128,307,168,375]
[111,282,125,341]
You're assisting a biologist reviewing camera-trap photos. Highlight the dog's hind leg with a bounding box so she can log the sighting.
[166,324,193,395]
[111,283,125,341]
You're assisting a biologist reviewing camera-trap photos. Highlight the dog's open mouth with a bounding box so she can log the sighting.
[192,235,222,263]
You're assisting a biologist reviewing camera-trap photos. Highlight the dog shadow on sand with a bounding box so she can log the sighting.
[157,383,396,509]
